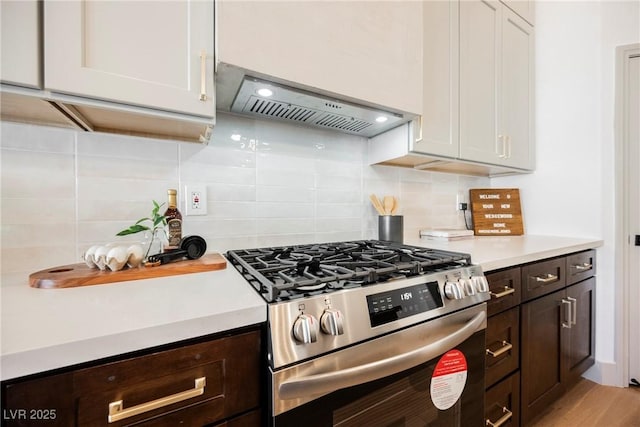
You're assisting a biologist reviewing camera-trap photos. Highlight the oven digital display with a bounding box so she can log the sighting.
[366,281,443,327]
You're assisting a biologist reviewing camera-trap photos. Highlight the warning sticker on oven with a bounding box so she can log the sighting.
[430,349,468,410]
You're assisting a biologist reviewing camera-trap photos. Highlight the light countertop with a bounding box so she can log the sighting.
[1,235,603,382]
[406,234,603,272]
[0,265,267,381]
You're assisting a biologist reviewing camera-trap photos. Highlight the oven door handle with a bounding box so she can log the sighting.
[278,310,486,400]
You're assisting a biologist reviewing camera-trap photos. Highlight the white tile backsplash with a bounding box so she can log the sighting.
[255,202,314,219]
[0,122,75,153]
[1,150,76,199]
[1,113,489,281]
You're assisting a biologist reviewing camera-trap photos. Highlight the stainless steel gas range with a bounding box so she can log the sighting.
[226,240,490,426]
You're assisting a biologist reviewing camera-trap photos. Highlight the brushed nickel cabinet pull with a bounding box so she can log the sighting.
[561,299,572,329]
[108,377,206,423]
[534,273,558,283]
[568,296,577,325]
[199,50,207,101]
[496,135,506,158]
[486,340,513,358]
[414,116,424,143]
[486,406,513,427]
[490,286,515,299]
[573,263,592,271]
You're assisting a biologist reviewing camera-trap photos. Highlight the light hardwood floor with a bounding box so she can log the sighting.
[530,379,640,426]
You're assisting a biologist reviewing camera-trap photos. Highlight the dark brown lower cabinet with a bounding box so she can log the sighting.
[1,328,262,427]
[212,409,262,427]
[485,307,520,388]
[520,278,595,425]
[2,371,74,426]
[485,372,520,427]
[565,278,596,385]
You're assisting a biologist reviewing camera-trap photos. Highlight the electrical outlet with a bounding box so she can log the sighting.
[184,185,207,216]
[456,192,467,211]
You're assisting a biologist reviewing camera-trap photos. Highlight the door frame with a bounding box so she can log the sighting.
[615,42,640,388]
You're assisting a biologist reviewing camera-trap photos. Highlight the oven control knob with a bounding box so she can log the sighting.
[444,281,464,300]
[460,278,476,296]
[472,276,489,293]
[293,314,318,344]
[320,308,344,336]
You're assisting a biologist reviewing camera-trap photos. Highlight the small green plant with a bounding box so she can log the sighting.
[117,200,167,259]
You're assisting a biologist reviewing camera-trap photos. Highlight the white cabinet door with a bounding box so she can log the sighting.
[459,0,501,165]
[217,1,422,115]
[0,0,40,88]
[501,7,534,169]
[459,0,534,170]
[44,0,214,118]
[412,0,459,158]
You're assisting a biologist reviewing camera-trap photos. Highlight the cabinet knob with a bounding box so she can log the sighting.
[486,406,513,427]
[199,50,208,101]
[108,377,206,423]
[490,286,515,299]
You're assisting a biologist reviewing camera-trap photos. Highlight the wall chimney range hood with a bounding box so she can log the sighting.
[215,63,414,138]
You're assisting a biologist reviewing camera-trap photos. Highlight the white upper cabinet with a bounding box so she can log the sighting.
[216,1,423,115]
[0,0,40,88]
[44,0,215,118]
[413,0,459,158]
[501,7,535,169]
[459,0,501,166]
[459,0,534,170]
[370,0,534,176]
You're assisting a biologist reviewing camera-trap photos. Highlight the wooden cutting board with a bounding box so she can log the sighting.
[29,253,227,289]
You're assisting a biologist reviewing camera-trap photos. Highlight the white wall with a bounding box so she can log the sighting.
[493,0,640,386]
[0,115,488,285]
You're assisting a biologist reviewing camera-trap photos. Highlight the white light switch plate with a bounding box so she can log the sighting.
[184,185,207,216]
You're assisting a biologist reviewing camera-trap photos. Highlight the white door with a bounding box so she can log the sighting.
[44,0,214,117]
[501,7,534,170]
[0,0,40,88]
[459,0,501,165]
[627,52,640,385]
[413,0,459,158]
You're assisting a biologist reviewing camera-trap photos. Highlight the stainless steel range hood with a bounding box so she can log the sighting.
[215,63,414,138]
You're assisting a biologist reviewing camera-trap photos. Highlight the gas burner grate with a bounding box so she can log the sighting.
[226,240,471,302]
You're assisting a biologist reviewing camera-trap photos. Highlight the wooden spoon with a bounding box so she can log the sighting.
[383,196,394,215]
[369,194,385,215]
[390,197,398,215]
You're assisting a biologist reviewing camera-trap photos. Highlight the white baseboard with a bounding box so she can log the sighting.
[583,360,624,387]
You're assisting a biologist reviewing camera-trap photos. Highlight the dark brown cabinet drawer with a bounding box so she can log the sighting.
[2,372,75,426]
[485,372,520,427]
[74,330,260,426]
[521,257,566,302]
[566,250,596,285]
[486,267,521,317]
[212,409,262,427]
[2,329,262,427]
[485,306,520,388]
